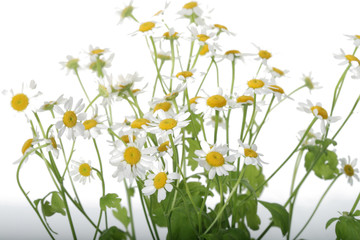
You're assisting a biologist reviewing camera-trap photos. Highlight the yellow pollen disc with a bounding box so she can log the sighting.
[91,49,105,55]
[176,71,193,78]
[214,24,228,30]
[154,102,172,113]
[183,1,198,9]
[63,111,77,128]
[120,135,136,144]
[247,79,265,89]
[344,164,354,176]
[153,172,168,189]
[132,89,140,94]
[131,118,150,129]
[244,148,258,158]
[50,137,57,149]
[259,50,272,59]
[79,163,91,177]
[272,67,284,76]
[163,31,179,39]
[11,93,29,111]
[237,95,254,103]
[356,35,360,39]
[197,34,210,42]
[22,138,33,155]
[311,106,328,119]
[345,55,360,64]
[158,141,170,152]
[206,151,225,167]
[269,85,284,94]
[159,118,177,130]
[190,96,202,104]
[206,95,227,108]
[225,50,240,55]
[200,44,209,55]
[83,119,98,130]
[139,22,155,32]
[124,147,141,165]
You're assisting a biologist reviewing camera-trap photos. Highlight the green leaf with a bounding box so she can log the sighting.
[335,216,360,240]
[326,217,339,229]
[128,187,135,197]
[167,205,198,240]
[100,193,121,211]
[305,147,339,180]
[315,138,337,148]
[243,165,267,197]
[203,228,251,240]
[34,199,41,208]
[185,138,201,171]
[99,226,127,240]
[184,112,201,136]
[112,206,130,229]
[51,192,66,216]
[352,210,360,217]
[259,201,289,236]
[42,201,56,217]
[233,195,261,230]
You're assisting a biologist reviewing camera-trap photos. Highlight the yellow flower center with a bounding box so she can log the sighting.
[311,106,328,119]
[165,92,179,101]
[124,147,141,165]
[154,102,172,113]
[159,118,178,130]
[11,93,29,111]
[190,96,202,104]
[139,22,155,32]
[79,163,91,177]
[91,49,105,55]
[197,34,210,42]
[153,172,168,189]
[269,85,284,94]
[344,164,354,176]
[176,71,193,78]
[206,151,225,167]
[120,135,136,144]
[22,138,33,155]
[356,35,360,39]
[183,1,198,9]
[83,119,98,130]
[206,95,227,108]
[247,79,265,89]
[131,118,150,129]
[225,50,240,55]
[244,148,258,158]
[158,141,170,152]
[237,95,254,103]
[163,31,179,40]
[214,24,228,30]
[259,50,272,59]
[272,67,284,76]
[63,111,77,128]
[200,44,209,55]
[345,55,360,64]
[50,137,57,149]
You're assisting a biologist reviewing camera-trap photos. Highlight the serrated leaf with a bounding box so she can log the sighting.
[185,138,201,171]
[259,201,289,236]
[100,193,121,211]
[99,226,127,240]
[305,147,339,180]
[203,228,251,240]
[113,206,130,229]
[234,195,260,230]
[184,112,201,136]
[167,205,198,240]
[51,192,66,216]
[335,216,360,240]
[326,217,339,229]
[243,165,267,197]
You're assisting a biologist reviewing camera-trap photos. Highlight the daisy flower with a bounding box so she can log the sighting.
[178,1,203,21]
[189,25,216,46]
[145,110,190,138]
[142,162,180,202]
[253,44,272,65]
[340,156,359,186]
[114,72,144,96]
[205,114,226,129]
[268,84,293,102]
[302,72,321,92]
[195,88,229,117]
[244,78,271,95]
[229,94,264,111]
[132,21,159,36]
[152,83,187,103]
[297,129,322,146]
[15,133,41,164]
[88,45,109,56]
[194,141,236,179]
[334,49,360,66]
[97,75,116,107]
[117,0,136,24]
[54,97,86,140]
[88,53,115,78]
[38,95,66,112]
[60,55,80,74]
[267,66,289,79]
[110,137,156,182]
[156,134,182,157]
[212,24,235,36]
[45,131,61,158]
[82,106,107,139]
[156,50,172,62]
[122,112,153,135]
[150,100,175,115]
[175,69,196,82]
[199,44,217,57]
[4,80,41,118]
[238,140,266,167]
[162,28,180,41]
[222,50,249,62]
[345,34,360,47]
[70,159,94,184]
[297,100,340,134]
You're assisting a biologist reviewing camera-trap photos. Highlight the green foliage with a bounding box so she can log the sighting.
[203,228,251,240]
[304,146,339,180]
[99,226,127,240]
[259,201,289,236]
[41,192,66,217]
[233,195,261,230]
[184,112,201,137]
[185,138,201,171]
[100,193,121,211]
[243,165,267,197]
[167,205,198,240]
[335,216,360,240]
[112,205,131,229]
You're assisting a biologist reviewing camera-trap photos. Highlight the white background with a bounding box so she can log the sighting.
[1,0,360,239]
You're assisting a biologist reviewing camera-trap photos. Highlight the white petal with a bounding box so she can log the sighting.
[142,186,156,196]
[157,188,166,202]
[164,183,173,192]
[208,168,216,179]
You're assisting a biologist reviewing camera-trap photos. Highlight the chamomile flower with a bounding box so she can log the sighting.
[176,69,196,82]
[82,106,107,139]
[4,80,41,118]
[302,72,321,92]
[153,83,186,103]
[88,53,115,78]
[98,75,116,106]
[195,88,229,117]
[229,94,264,111]
[38,95,65,112]
[189,96,203,111]
[88,45,109,56]
[114,72,143,93]
[146,110,190,138]
[267,66,289,79]
[110,137,156,182]
[142,162,180,202]
[194,141,236,179]
[156,50,172,62]
[212,24,235,36]
[133,21,159,36]
[162,28,180,41]
[297,129,321,146]
[15,133,41,164]
[238,140,266,167]
[190,25,216,46]
[334,49,360,66]
[60,55,80,74]
[253,44,272,65]
[122,112,153,135]
[178,1,203,21]
[150,100,175,115]
[70,159,94,184]
[117,0,136,24]
[244,78,271,95]
[268,84,292,102]
[345,34,360,47]
[156,134,182,157]
[340,156,360,186]
[297,100,340,134]
[205,114,226,129]
[45,131,61,158]
[222,50,248,62]
[199,44,217,57]
[54,97,86,140]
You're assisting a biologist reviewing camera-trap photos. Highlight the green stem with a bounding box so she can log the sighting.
[350,190,360,215]
[230,59,236,96]
[85,94,101,112]
[251,95,275,144]
[190,45,202,70]
[124,181,136,240]
[214,110,219,144]
[152,60,165,100]
[242,94,257,142]
[61,140,76,179]
[195,60,213,96]
[59,182,78,239]
[74,68,92,104]
[213,57,220,87]
[270,85,306,111]
[149,36,168,94]
[186,40,195,71]
[170,39,176,91]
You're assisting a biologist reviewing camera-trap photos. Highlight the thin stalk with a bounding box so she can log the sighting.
[213,57,220,87]
[124,180,136,240]
[190,45,202,70]
[230,60,236,96]
[195,60,213,96]
[270,85,306,111]
[349,190,360,215]
[74,68,91,104]
[214,110,219,144]
[251,95,275,144]
[186,40,195,71]
[170,39,176,91]
[85,94,101,112]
